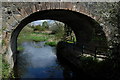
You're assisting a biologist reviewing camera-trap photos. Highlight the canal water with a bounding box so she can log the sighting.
[14,41,66,79]
[13,41,119,80]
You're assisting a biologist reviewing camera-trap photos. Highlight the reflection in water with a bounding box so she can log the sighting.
[14,41,64,79]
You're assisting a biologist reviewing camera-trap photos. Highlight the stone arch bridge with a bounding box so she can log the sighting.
[0,2,118,66]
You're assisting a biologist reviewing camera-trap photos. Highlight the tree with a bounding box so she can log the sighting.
[42,21,49,29]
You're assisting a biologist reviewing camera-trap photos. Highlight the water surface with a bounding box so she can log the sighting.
[14,41,64,79]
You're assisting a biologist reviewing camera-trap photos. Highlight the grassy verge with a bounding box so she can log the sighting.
[2,59,10,78]
[18,27,59,48]
[45,41,58,46]
[18,33,49,43]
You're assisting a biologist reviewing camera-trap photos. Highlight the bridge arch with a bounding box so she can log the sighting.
[10,9,107,55]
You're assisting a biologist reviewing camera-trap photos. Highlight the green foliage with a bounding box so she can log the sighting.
[18,26,33,44]
[1,57,15,79]
[18,33,49,44]
[34,25,41,31]
[50,21,65,40]
[34,25,46,31]
[17,46,24,51]
[2,40,5,46]
[29,36,48,42]
[45,41,57,46]
[2,60,10,78]
[55,31,64,40]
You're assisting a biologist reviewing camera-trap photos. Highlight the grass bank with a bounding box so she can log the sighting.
[17,27,60,51]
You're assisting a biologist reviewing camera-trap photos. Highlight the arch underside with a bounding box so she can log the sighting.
[11,9,107,53]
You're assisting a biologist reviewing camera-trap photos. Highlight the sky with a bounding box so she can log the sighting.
[31,20,54,26]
